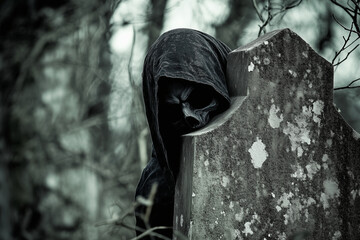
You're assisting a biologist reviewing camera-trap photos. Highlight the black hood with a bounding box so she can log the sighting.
[142,28,231,170]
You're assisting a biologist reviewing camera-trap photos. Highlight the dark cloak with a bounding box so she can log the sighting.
[135,28,231,238]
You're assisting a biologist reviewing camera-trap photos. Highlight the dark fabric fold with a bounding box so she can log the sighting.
[135,28,231,239]
[142,28,231,170]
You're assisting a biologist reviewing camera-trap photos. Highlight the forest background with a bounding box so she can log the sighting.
[0,0,359,239]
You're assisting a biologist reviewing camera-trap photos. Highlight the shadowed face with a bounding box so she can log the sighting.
[158,78,221,136]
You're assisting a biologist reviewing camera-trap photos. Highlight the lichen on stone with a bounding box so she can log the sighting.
[268,104,283,128]
[248,137,268,168]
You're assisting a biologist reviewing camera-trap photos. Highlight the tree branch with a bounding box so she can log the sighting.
[253,0,303,36]
[331,0,354,16]
[334,78,360,90]
[130,226,172,240]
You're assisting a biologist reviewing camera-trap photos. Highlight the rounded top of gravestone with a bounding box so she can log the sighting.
[226,28,333,104]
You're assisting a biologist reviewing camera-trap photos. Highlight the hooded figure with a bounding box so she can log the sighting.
[135,28,231,239]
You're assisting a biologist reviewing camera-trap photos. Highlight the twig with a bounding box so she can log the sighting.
[96,183,169,239]
[331,0,360,67]
[333,15,358,34]
[333,43,359,66]
[334,78,360,90]
[130,226,172,240]
[252,0,264,22]
[331,0,354,16]
[111,221,171,240]
[144,183,158,223]
[95,201,138,227]
[128,26,137,88]
[331,19,360,67]
[253,0,303,36]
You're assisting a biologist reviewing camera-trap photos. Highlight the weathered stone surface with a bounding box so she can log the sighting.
[173,29,360,240]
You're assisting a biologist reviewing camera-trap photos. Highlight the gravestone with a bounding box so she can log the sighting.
[173,29,360,239]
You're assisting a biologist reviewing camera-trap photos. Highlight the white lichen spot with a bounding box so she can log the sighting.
[277,192,294,208]
[189,220,193,237]
[253,56,261,64]
[320,193,329,209]
[271,192,275,198]
[248,137,268,168]
[353,130,360,140]
[248,62,255,72]
[242,222,253,236]
[283,105,314,157]
[324,179,340,197]
[252,212,260,221]
[305,160,321,180]
[326,138,333,147]
[235,208,244,222]
[215,220,218,224]
[229,201,234,209]
[263,58,270,65]
[288,69,298,77]
[351,189,360,200]
[204,160,209,167]
[222,176,230,187]
[304,209,309,222]
[297,146,304,157]
[276,206,282,212]
[322,162,329,170]
[224,136,228,141]
[302,105,313,117]
[302,51,308,58]
[283,213,290,225]
[180,214,184,227]
[306,197,316,206]
[264,40,269,45]
[284,198,304,225]
[291,164,306,180]
[192,192,196,197]
[234,229,241,239]
[322,154,329,162]
[277,53,282,57]
[309,82,313,88]
[268,104,283,128]
[278,232,287,240]
[306,69,311,73]
[332,230,341,240]
[320,179,340,209]
[312,100,324,125]
[198,167,203,178]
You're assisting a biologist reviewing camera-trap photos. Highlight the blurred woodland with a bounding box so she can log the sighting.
[0,0,359,239]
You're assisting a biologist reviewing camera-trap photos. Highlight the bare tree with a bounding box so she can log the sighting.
[252,0,303,36]
[331,0,360,90]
